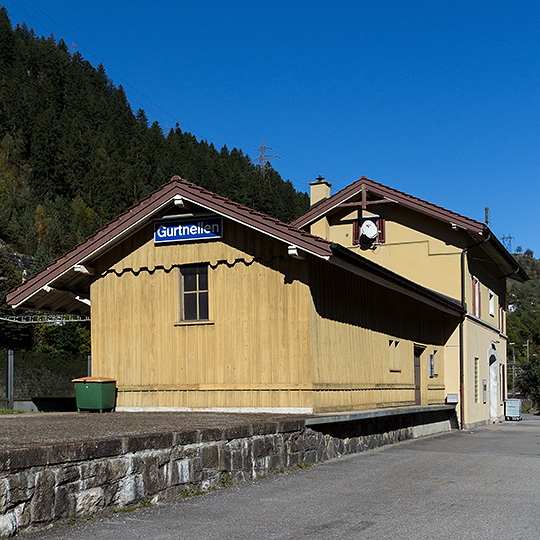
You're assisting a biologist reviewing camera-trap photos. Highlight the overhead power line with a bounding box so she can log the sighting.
[10,0,208,141]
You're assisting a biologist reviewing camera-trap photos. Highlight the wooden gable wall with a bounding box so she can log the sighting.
[89,216,459,412]
[90,219,313,411]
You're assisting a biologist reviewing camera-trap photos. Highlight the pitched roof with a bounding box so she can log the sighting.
[6,177,465,317]
[291,176,528,282]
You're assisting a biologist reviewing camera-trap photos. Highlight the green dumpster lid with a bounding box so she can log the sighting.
[72,377,116,383]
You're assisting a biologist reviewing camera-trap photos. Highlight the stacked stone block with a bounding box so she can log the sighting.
[0,418,424,538]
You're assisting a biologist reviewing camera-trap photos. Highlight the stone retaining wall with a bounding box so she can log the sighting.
[0,416,449,538]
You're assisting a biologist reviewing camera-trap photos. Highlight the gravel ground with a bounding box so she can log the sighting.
[0,411,309,448]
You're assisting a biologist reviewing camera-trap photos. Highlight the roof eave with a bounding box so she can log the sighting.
[7,183,182,309]
[481,226,529,283]
[329,243,465,317]
[294,179,485,233]
[6,178,334,311]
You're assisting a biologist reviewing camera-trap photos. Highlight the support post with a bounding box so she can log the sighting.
[7,349,14,410]
[511,343,516,397]
[87,355,92,377]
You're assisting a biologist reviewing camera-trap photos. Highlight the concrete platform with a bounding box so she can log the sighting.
[0,405,457,450]
[0,411,308,450]
[306,404,456,425]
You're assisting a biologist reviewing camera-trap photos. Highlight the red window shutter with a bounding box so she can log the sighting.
[472,278,481,318]
[478,285,481,318]
[353,220,360,245]
[472,277,477,316]
[377,218,386,243]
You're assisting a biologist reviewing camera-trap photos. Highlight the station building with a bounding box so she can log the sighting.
[7,177,467,415]
[292,177,527,427]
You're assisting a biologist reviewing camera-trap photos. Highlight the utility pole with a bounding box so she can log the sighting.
[509,342,516,397]
[251,139,280,181]
[7,350,14,410]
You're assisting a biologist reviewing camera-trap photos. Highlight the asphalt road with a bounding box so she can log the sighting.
[18,416,540,540]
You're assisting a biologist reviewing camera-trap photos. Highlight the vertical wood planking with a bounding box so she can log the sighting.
[90,218,455,411]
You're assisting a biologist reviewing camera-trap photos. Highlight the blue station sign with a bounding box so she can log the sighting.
[154,216,223,244]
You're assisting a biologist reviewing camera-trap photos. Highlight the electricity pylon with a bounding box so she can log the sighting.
[251,139,280,181]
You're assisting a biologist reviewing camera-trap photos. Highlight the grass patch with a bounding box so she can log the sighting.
[219,472,233,487]
[181,483,221,499]
[182,485,206,498]
[112,499,152,514]
[0,409,26,414]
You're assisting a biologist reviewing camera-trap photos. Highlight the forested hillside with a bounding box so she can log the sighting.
[506,253,540,403]
[0,5,308,265]
[0,4,308,353]
[2,3,539,403]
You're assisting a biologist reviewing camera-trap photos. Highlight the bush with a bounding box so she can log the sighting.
[0,348,86,399]
[518,357,540,408]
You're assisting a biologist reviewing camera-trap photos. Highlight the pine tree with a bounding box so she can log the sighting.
[0,4,309,259]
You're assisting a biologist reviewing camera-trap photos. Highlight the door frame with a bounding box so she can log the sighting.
[488,345,498,421]
[414,345,425,405]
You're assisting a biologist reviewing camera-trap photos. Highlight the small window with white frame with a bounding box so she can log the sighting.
[489,290,495,317]
[429,350,437,378]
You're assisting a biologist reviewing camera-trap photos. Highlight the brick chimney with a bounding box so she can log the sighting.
[309,175,332,206]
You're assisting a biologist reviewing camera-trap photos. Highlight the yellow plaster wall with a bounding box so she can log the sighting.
[312,204,507,327]
[307,199,509,423]
[463,318,507,426]
[465,268,505,332]
[312,210,463,300]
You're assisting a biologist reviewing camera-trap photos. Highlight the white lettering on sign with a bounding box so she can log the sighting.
[154,217,223,244]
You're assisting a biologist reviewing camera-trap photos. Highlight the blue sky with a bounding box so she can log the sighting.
[4,1,540,255]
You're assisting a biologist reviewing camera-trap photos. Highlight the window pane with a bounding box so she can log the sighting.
[198,292,209,319]
[183,272,197,292]
[198,267,208,290]
[184,293,198,320]
[180,265,209,321]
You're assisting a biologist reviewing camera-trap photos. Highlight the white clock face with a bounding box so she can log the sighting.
[361,220,378,240]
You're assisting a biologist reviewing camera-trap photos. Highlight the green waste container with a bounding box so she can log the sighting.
[72,377,116,413]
